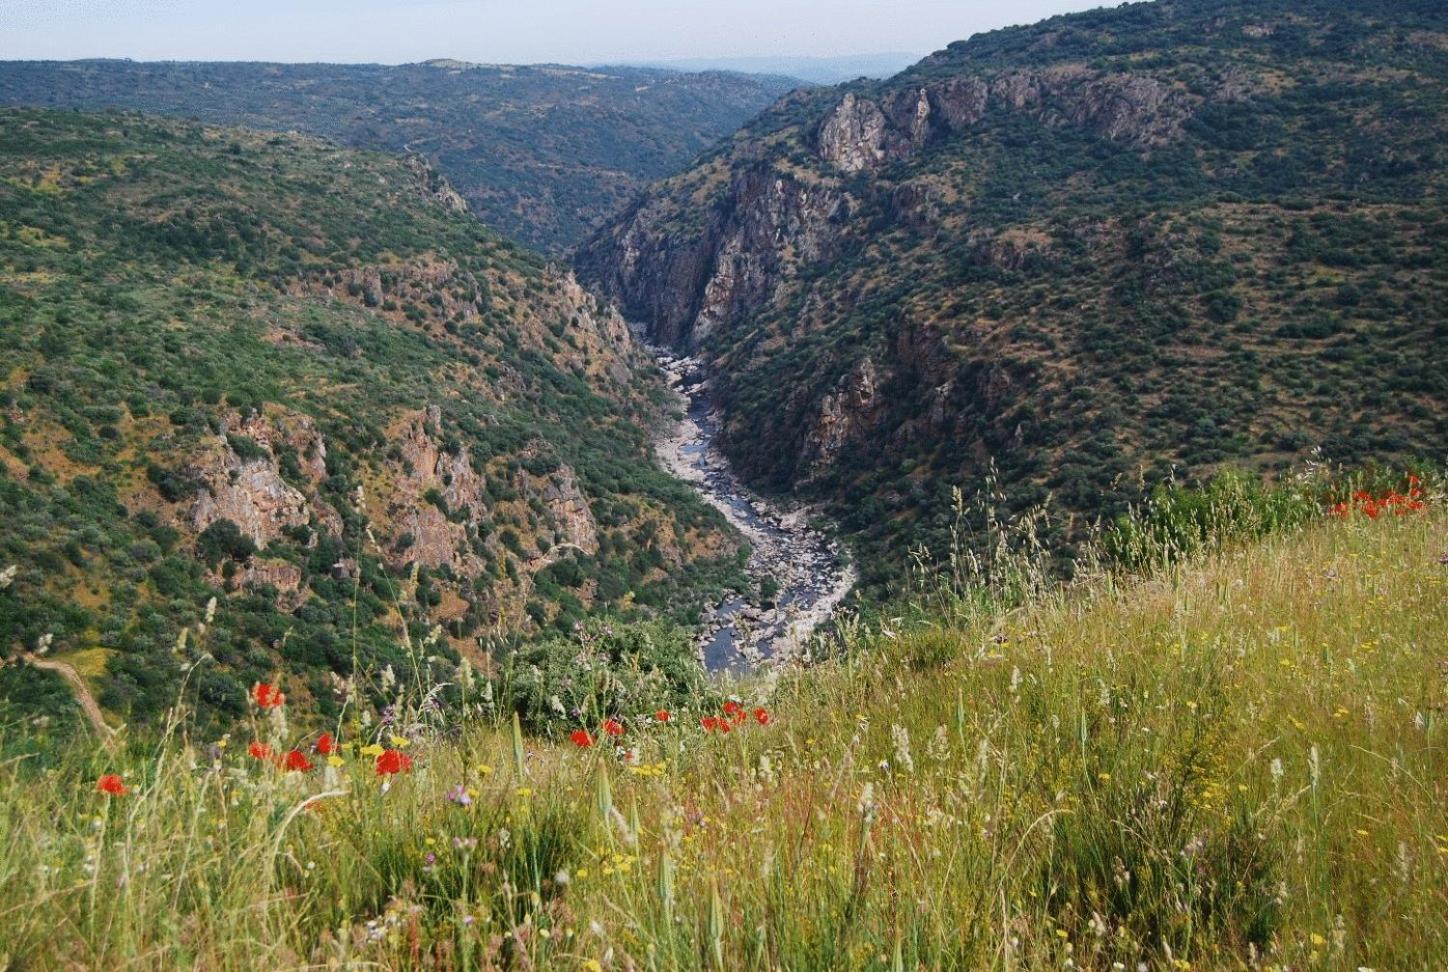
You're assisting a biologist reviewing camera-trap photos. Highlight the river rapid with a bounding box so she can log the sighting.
[652,351,857,671]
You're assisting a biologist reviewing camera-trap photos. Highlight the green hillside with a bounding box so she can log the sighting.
[0,60,799,253]
[0,109,744,728]
[2,485,1441,968]
[575,0,1448,589]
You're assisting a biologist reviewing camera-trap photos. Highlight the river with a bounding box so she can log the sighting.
[652,351,857,671]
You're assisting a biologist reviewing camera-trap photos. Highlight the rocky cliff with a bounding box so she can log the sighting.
[576,0,1448,587]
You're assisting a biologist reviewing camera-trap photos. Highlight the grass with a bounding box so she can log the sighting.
[0,505,1443,969]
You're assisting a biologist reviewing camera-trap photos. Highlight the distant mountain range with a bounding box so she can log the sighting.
[0,59,798,254]
[614,53,922,85]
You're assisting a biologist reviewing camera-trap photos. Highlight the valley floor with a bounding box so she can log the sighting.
[1,509,1444,969]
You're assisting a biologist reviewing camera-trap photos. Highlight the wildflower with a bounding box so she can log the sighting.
[602,718,625,737]
[446,784,473,807]
[283,748,315,772]
[375,749,413,776]
[655,710,671,723]
[248,741,274,761]
[701,716,720,733]
[97,774,126,797]
[388,734,410,749]
[326,755,345,768]
[253,682,285,709]
[315,732,337,756]
[476,763,494,776]
[753,707,771,725]
[723,700,742,717]
[571,729,595,748]
[360,743,385,758]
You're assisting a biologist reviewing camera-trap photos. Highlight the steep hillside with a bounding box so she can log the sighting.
[0,109,743,726]
[576,0,1448,586]
[0,60,799,253]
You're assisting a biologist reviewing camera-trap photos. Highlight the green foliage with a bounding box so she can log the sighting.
[1102,469,1320,570]
[501,619,714,732]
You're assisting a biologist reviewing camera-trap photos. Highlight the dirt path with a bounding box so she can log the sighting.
[15,652,113,736]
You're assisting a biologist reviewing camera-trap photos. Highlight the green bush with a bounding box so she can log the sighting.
[500,619,714,733]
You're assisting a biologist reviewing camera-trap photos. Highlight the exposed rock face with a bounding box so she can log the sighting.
[378,408,598,579]
[404,155,470,214]
[190,437,310,549]
[388,406,486,572]
[817,93,892,173]
[517,447,599,562]
[801,357,882,475]
[814,68,1181,176]
[240,559,306,610]
[576,164,850,349]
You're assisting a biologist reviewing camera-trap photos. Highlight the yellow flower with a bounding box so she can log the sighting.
[1310,933,1326,946]
[326,755,345,768]
[583,961,602,972]
[515,787,533,798]
[360,743,384,758]
[389,735,410,748]
[476,763,493,776]
[575,867,589,879]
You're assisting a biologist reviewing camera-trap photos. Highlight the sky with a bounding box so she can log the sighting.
[2,0,1107,65]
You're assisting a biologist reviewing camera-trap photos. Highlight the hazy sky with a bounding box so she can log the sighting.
[3,0,1106,65]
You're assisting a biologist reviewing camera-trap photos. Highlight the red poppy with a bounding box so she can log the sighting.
[97,774,126,797]
[253,682,285,709]
[602,718,625,737]
[375,749,413,776]
[701,716,720,733]
[283,748,314,772]
[655,710,671,723]
[753,707,771,726]
[248,741,274,761]
[722,701,742,717]
[570,729,594,748]
[315,732,336,756]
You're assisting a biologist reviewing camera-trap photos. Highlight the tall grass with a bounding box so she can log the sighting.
[1,502,1444,969]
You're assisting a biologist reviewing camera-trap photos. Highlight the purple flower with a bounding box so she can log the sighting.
[446,784,473,807]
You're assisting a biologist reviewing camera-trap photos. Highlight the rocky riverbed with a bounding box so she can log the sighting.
[653,351,856,671]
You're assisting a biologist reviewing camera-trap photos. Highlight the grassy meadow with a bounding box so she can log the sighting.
[0,496,1444,970]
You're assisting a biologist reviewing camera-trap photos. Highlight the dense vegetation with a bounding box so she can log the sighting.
[0,109,746,728]
[1,479,1441,968]
[577,0,1448,591]
[0,60,799,253]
